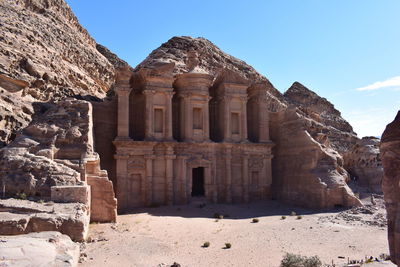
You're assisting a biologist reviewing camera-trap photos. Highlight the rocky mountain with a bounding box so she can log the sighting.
[284,82,355,134]
[0,0,376,209]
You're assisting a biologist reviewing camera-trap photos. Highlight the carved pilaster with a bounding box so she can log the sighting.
[165,147,176,205]
[143,90,155,140]
[165,92,174,141]
[222,96,232,142]
[242,154,249,203]
[145,155,154,206]
[225,147,232,203]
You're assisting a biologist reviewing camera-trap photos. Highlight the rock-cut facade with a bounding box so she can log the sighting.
[113,60,273,212]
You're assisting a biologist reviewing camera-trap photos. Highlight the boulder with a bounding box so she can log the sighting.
[0,199,89,242]
[380,111,400,265]
[0,231,79,267]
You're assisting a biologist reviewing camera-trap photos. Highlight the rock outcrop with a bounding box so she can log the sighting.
[0,199,90,241]
[0,99,93,198]
[270,107,362,208]
[381,111,400,265]
[284,82,358,154]
[0,0,129,147]
[136,36,286,111]
[344,137,383,193]
[0,88,34,147]
[0,98,117,223]
[0,231,80,266]
[0,0,115,100]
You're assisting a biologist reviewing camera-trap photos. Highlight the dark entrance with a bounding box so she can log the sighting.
[191,167,205,197]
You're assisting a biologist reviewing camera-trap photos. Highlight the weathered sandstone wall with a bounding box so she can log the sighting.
[91,100,118,186]
[344,137,383,193]
[381,111,400,265]
[270,107,362,209]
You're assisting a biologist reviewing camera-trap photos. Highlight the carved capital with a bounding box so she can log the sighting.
[115,85,132,96]
[142,90,156,96]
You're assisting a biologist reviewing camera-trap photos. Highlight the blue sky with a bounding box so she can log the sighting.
[66,0,400,137]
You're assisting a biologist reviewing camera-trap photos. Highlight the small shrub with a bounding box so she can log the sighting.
[202,241,210,248]
[297,215,302,220]
[225,243,231,249]
[16,193,27,200]
[281,216,287,220]
[379,253,391,261]
[280,253,322,267]
[252,218,259,223]
[290,211,296,216]
[219,215,224,219]
[213,213,220,219]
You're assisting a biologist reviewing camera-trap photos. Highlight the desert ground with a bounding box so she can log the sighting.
[80,195,393,267]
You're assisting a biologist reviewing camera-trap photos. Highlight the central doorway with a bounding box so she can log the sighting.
[191,167,205,197]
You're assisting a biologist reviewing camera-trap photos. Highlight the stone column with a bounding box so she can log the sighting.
[204,97,211,141]
[242,154,249,203]
[144,90,154,140]
[115,67,133,140]
[225,146,232,203]
[115,87,132,139]
[259,98,270,142]
[241,96,248,141]
[184,95,192,141]
[165,92,174,141]
[115,154,129,211]
[223,96,231,142]
[212,157,218,203]
[145,155,154,206]
[181,157,188,204]
[165,147,175,205]
[261,154,272,199]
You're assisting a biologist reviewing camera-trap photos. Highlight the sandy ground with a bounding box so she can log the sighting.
[79,198,393,267]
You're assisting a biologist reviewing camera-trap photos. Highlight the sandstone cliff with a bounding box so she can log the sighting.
[284,82,358,154]
[270,107,361,208]
[0,99,94,197]
[0,0,121,145]
[131,37,362,208]
[381,111,400,265]
[0,0,371,210]
[344,137,383,193]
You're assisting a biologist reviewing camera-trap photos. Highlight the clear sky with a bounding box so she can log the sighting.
[66,0,400,138]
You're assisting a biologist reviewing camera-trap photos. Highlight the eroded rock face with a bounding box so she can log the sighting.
[0,231,80,266]
[0,89,34,146]
[270,107,362,209]
[136,36,286,111]
[0,99,94,198]
[0,199,89,242]
[284,82,358,154]
[344,137,383,193]
[381,111,400,265]
[0,0,115,100]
